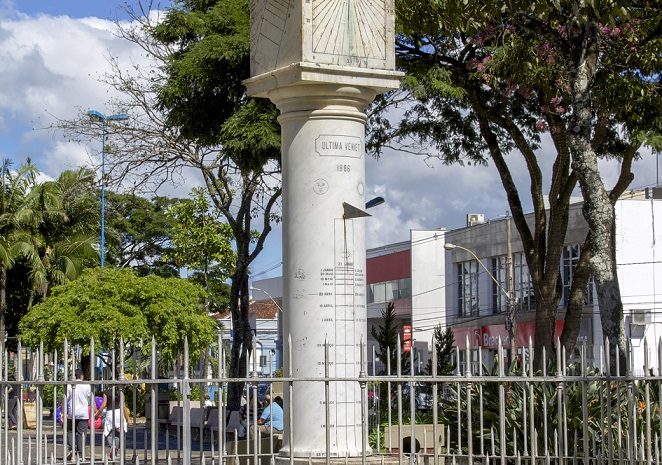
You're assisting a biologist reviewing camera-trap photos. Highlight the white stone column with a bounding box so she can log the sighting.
[269,83,375,458]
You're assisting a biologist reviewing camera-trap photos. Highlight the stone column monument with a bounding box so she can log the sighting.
[245,0,401,459]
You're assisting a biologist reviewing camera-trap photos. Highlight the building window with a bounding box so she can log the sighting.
[562,244,594,306]
[457,260,479,317]
[398,278,412,299]
[457,348,480,375]
[367,278,412,304]
[513,253,535,312]
[491,256,508,314]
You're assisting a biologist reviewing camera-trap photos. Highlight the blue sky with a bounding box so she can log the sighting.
[0,0,659,281]
[11,0,129,18]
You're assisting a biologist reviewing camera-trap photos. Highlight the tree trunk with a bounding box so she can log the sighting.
[567,23,626,372]
[0,265,5,357]
[533,283,558,368]
[227,240,252,411]
[560,234,592,358]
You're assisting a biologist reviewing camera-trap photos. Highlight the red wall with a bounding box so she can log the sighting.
[367,249,411,284]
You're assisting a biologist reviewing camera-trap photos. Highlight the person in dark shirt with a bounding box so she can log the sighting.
[7,375,20,429]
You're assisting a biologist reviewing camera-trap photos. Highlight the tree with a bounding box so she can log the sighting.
[55,0,281,408]
[0,165,100,351]
[371,302,400,374]
[104,192,178,277]
[371,0,661,368]
[424,325,455,376]
[0,159,40,353]
[168,188,235,298]
[22,168,99,304]
[19,267,216,366]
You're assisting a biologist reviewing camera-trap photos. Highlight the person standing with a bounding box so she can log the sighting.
[98,387,130,460]
[6,375,20,429]
[63,369,91,460]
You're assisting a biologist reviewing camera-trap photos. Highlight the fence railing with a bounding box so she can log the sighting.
[0,336,660,465]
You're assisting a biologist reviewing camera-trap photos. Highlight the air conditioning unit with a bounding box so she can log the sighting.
[631,310,651,326]
[466,213,485,227]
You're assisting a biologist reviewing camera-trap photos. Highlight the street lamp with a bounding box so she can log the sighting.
[249,287,283,313]
[365,196,385,209]
[250,286,283,376]
[87,110,129,267]
[444,242,517,358]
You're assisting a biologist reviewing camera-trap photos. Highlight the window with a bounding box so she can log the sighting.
[385,280,397,300]
[513,253,535,312]
[398,278,412,299]
[491,256,508,314]
[457,348,480,375]
[561,244,594,306]
[367,278,413,304]
[457,260,479,317]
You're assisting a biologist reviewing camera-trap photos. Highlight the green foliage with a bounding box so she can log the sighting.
[188,268,231,313]
[423,325,456,376]
[19,267,216,364]
[124,384,146,417]
[153,0,253,146]
[370,302,400,373]
[440,362,660,457]
[105,192,178,276]
[167,188,235,275]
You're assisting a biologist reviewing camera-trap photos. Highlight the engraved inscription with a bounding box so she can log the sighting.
[313,178,329,195]
[315,135,363,158]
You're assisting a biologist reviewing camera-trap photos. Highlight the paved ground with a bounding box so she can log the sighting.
[1,418,243,465]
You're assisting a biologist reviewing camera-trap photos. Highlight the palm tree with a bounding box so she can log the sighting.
[0,159,40,354]
[21,168,98,307]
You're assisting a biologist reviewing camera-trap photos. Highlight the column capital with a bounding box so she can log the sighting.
[244,62,402,99]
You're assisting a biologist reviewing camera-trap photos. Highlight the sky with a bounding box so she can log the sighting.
[0,0,659,282]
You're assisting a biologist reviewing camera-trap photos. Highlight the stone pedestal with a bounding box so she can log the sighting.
[270,83,374,457]
[246,0,402,459]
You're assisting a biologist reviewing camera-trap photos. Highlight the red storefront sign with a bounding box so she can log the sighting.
[403,325,412,352]
[453,320,564,349]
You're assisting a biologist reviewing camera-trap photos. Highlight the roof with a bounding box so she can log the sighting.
[249,298,281,320]
[209,299,281,321]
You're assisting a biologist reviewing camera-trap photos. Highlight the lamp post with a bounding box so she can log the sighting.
[249,286,283,313]
[444,242,517,362]
[250,286,283,375]
[87,110,129,267]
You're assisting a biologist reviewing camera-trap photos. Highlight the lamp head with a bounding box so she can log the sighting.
[365,196,385,209]
[444,243,457,250]
[87,110,104,121]
[107,113,129,121]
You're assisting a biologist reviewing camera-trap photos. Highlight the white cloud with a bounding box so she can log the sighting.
[1,8,659,277]
[42,140,94,174]
[0,12,152,178]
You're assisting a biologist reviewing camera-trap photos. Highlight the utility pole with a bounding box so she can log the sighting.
[505,214,517,366]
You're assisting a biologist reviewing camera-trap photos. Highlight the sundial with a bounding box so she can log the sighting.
[311,0,386,66]
[245,0,401,460]
[249,0,393,79]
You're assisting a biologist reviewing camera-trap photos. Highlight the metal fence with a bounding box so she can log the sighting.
[0,336,660,465]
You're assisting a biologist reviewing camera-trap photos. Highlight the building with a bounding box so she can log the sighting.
[365,195,662,375]
[214,283,282,376]
[366,230,446,373]
[234,194,662,376]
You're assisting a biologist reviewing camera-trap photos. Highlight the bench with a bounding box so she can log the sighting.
[226,435,283,465]
[166,401,206,430]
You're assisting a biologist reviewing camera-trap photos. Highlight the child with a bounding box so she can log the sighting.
[101,388,130,460]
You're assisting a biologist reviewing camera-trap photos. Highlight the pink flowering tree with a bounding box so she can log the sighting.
[369,0,661,370]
